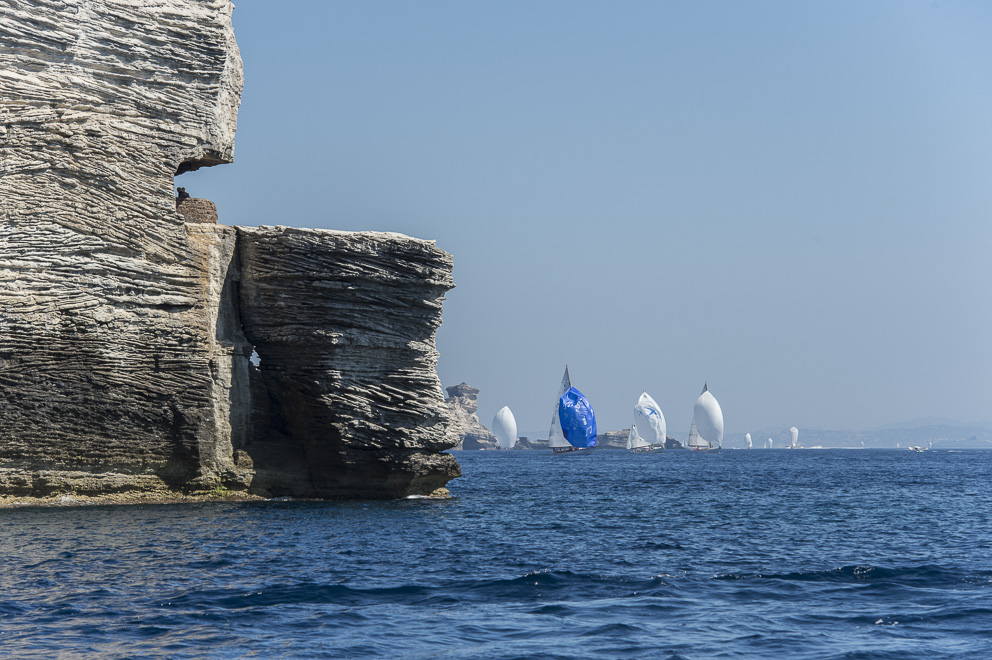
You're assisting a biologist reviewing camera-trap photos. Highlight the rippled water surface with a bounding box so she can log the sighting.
[3,449,992,658]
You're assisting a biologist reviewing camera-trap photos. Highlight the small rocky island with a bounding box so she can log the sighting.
[0,1,459,502]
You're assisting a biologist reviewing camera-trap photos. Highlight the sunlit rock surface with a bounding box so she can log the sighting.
[444,383,498,450]
[0,1,457,500]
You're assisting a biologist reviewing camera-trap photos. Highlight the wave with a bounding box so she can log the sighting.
[161,570,671,611]
[713,564,992,587]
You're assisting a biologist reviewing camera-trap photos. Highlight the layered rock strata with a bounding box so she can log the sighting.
[0,0,457,500]
[236,227,458,498]
[444,383,498,450]
[177,197,220,224]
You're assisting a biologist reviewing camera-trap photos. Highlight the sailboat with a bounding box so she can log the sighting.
[628,391,666,453]
[790,426,800,449]
[687,383,723,452]
[547,366,597,455]
[767,438,773,449]
[746,433,752,449]
[492,406,517,450]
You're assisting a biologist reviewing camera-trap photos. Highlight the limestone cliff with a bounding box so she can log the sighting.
[596,430,630,450]
[0,1,458,500]
[236,227,458,497]
[444,383,498,450]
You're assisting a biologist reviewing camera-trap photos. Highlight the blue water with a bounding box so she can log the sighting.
[2,450,992,658]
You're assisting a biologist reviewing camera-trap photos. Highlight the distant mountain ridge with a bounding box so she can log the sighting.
[868,417,992,431]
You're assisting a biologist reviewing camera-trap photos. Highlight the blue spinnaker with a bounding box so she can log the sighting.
[558,387,597,448]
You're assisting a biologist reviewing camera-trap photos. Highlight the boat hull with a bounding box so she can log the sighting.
[551,446,597,456]
[689,446,721,453]
[630,446,664,454]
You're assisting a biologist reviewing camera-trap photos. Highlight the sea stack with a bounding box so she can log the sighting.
[0,0,458,501]
[444,384,498,450]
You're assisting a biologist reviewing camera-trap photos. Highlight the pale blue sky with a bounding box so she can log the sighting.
[188,1,992,437]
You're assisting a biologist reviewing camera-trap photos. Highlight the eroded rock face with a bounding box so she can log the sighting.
[445,383,498,450]
[0,1,458,500]
[0,0,243,496]
[177,197,220,224]
[236,226,458,498]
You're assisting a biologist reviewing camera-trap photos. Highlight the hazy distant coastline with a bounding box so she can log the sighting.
[456,422,992,450]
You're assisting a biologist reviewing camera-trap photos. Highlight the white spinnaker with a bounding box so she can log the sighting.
[492,406,518,449]
[634,391,666,446]
[746,433,752,449]
[627,424,650,450]
[548,367,571,448]
[693,386,724,448]
[790,426,799,449]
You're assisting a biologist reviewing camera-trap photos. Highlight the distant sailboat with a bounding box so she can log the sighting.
[767,438,773,449]
[547,366,597,455]
[492,406,517,450]
[687,383,723,452]
[628,391,665,453]
[746,433,752,449]
[627,424,651,452]
[790,426,800,449]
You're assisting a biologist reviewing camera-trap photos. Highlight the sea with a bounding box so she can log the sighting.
[2,449,992,659]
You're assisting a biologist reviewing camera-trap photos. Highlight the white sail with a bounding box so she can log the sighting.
[633,391,666,446]
[492,406,517,449]
[687,418,707,448]
[692,384,724,448]
[746,432,752,449]
[790,426,799,449]
[627,424,650,450]
[767,438,773,449]
[547,366,571,448]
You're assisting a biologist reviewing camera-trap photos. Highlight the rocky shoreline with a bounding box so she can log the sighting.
[0,485,453,509]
